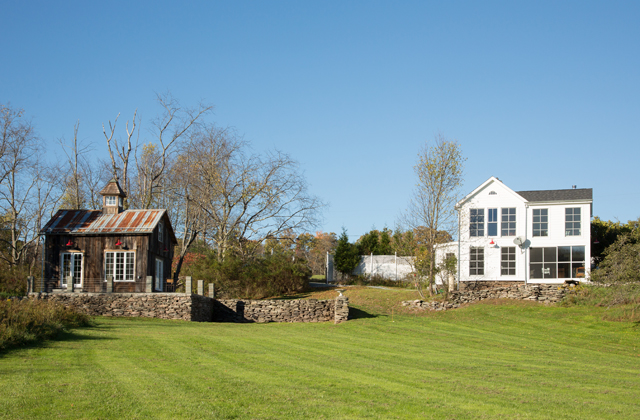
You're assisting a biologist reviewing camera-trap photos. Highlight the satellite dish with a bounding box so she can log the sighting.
[513,236,525,246]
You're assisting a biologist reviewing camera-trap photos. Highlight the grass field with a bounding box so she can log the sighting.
[1,288,639,419]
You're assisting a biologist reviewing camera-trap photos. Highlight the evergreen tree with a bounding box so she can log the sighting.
[334,229,360,278]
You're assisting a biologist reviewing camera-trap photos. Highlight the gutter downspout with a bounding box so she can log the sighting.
[524,204,528,285]
[457,207,461,291]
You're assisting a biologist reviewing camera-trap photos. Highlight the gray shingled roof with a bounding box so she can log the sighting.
[516,188,592,202]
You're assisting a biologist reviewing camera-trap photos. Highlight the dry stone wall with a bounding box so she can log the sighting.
[402,283,568,311]
[30,292,349,324]
[30,293,214,322]
[214,297,349,324]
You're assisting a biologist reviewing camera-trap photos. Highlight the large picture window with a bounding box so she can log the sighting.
[501,208,516,236]
[532,209,548,237]
[565,208,581,236]
[469,247,484,275]
[488,208,498,236]
[530,246,584,279]
[105,251,135,281]
[501,247,516,276]
[470,209,484,237]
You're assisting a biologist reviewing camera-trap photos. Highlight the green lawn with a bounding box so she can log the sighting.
[0,297,639,419]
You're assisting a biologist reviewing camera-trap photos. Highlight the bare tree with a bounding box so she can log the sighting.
[187,128,324,261]
[401,134,465,298]
[58,121,93,209]
[102,110,137,204]
[0,104,61,270]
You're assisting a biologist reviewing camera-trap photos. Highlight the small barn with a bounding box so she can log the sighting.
[40,180,177,293]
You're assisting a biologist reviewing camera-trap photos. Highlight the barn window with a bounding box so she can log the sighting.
[158,221,164,243]
[105,196,117,206]
[105,251,135,281]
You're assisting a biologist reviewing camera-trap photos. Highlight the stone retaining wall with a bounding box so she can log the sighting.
[30,293,349,324]
[214,297,349,324]
[402,283,568,311]
[30,293,214,322]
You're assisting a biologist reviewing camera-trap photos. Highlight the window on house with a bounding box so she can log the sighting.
[470,209,484,237]
[533,209,548,237]
[488,208,498,236]
[565,208,581,236]
[105,196,117,206]
[501,208,516,236]
[469,247,484,275]
[158,221,164,243]
[530,246,585,279]
[501,247,516,276]
[105,251,135,281]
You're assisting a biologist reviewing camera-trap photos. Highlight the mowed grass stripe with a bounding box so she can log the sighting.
[0,301,639,419]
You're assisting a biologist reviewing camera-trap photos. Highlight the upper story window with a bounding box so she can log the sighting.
[158,221,164,243]
[470,209,484,237]
[501,208,516,236]
[105,196,117,206]
[565,208,581,236]
[487,208,498,236]
[533,209,548,237]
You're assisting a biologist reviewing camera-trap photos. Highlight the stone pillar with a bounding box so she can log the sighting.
[185,276,192,294]
[197,280,204,295]
[27,276,34,294]
[106,276,113,293]
[146,276,153,293]
[334,296,349,324]
[209,283,215,299]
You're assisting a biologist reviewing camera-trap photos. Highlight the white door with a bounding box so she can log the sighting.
[61,253,83,288]
[155,258,163,292]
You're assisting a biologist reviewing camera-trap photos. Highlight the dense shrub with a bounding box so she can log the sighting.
[0,266,31,297]
[561,284,640,322]
[0,299,92,350]
[187,252,311,299]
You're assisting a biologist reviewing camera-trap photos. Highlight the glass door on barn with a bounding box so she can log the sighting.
[61,253,83,289]
[155,258,163,292]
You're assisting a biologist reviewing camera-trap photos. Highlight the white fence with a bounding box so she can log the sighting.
[326,253,415,282]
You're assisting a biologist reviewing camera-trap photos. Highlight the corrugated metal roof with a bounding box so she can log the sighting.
[42,209,168,236]
[516,188,592,202]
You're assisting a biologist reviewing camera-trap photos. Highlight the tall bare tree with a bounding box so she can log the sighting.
[0,104,61,271]
[401,133,465,298]
[186,128,324,261]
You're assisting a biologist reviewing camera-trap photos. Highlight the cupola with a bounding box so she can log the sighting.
[99,179,126,215]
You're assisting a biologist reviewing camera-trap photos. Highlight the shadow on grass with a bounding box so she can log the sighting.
[0,325,112,356]
[349,306,378,319]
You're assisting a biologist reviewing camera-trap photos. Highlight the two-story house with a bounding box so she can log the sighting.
[437,177,592,290]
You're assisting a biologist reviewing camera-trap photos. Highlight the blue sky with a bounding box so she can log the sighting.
[2,0,639,239]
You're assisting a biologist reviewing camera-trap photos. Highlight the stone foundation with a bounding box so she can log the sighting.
[459,281,525,291]
[402,283,569,311]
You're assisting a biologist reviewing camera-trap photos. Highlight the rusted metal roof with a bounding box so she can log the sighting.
[41,209,176,242]
[99,179,126,196]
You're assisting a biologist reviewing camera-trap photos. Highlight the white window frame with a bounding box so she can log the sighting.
[501,247,516,276]
[532,208,548,237]
[501,208,516,237]
[104,251,136,282]
[105,196,117,206]
[470,209,484,237]
[155,258,163,291]
[565,208,581,236]
[469,247,484,276]
[487,208,498,236]
[60,252,83,288]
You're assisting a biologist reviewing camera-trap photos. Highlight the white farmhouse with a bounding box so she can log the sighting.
[437,177,592,290]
